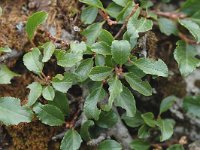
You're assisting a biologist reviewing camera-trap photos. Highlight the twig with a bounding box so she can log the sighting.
[98,10,117,26]
[87,133,107,146]
[178,32,199,45]
[0,49,23,63]
[52,130,67,141]
[114,4,139,39]
[152,11,186,20]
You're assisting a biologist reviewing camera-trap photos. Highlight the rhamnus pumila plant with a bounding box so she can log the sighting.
[0,0,200,149]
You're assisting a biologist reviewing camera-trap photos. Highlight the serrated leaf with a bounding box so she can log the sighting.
[23,48,44,74]
[141,112,156,127]
[80,120,94,141]
[159,96,176,115]
[96,110,118,128]
[79,0,103,9]
[0,97,33,125]
[133,58,168,77]
[42,41,55,62]
[111,40,131,65]
[49,91,69,115]
[103,77,123,111]
[174,40,200,76]
[55,51,82,67]
[122,111,144,128]
[91,41,111,56]
[130,139,150,150]
[127,16,153,38]
[125,73,152,96]
[98,29,114,45]
[156,119,175,142]
[115,86,136,117]
[84,86,106,120]
[42,85,55,101]
[0,46,12,53]
[89,66,113,81]
[180,0,200,16]
[0,65,20,84]
[70,41,87,54]
[183,96,200,117]
[60,129,82,150]
[75,58,94,82]
[158,18,178,36]
[138,124,150,138]
[81,6,98,24]
[82,22,104,45]
[33,103,65,126]
[105,2,123,19]
[26,11,48,40]
[98,140,122,150]
[51,73,74,93]
[179,19,200,43]
[27,82,42,106]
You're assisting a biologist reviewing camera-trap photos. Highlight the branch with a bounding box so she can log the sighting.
[152,11,186,20]
[99,10,117,26]
[87,133,107,146]
[178,32,199,45]
[0,49,23,63]
[114,4,139,39]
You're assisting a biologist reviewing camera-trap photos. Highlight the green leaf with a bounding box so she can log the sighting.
[179,19,200,43]
[103,77,123,111]
[81,6,98,24]
[96,110,118,128]
[0,46,12,53]
[183,96,200,117]
[180,0,200,15]
[158,18,178,36]
[79,0,103,9]
[0,97,33,125]
[26,11,48,40]
[42,85,55,101]
[0,65,20,84]
[122,111,144,128]
[60,129,82,150]
[115,86,136,117]
[23,48,44,74]
[159,96,176,115]
[127,16,153,38]
[130,139,150,150]
[156,119,175,142]
[167,144,185,150]
[33,103,65,126]
[75,58,94,82]
[80,120,94,141]
[111,40,131,65]
[49,91,69,115]
[174,40,200,76]
[98,29,114,45]
[133,58,168,77]
[105,2,123,19]
[138,124,150,139]
[141,112,156,127]
[125,73,152,96]
[113,0,131,7]
[42,41,55,62]
[70,41,87,54]
[91,41,111,55]
[95,54,105,66]
[89,66,113,81]
[82,22,104,45]
[55,50,82,67]
[84,86,106,120]
[27,82,42,106]
[98,140,122,150]
[51,73,74,93]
